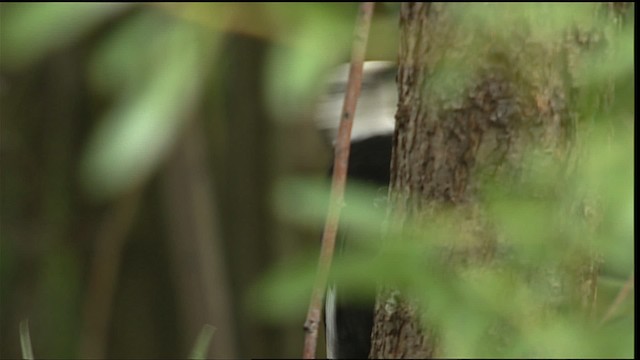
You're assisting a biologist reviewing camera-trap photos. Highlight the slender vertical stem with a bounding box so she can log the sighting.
[600,273,634,326]
[302,2,376,359]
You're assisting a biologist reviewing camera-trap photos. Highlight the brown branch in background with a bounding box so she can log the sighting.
[161,116,236,358]
[79,190,142,359]
[302,2,376,359]
[600,273,634,326]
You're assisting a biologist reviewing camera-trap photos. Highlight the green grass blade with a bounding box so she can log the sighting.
[189,324,216,359]
[19,319,34,360]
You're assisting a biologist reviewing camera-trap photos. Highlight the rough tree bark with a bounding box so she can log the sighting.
[369,3,631,358]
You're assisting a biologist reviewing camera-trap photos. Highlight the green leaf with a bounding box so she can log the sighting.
[1,3,133,69]
[81,20,220,200]
[264,4,354,122]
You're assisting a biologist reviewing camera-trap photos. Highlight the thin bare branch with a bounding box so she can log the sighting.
[162,117,237,358]
[302,2,376,359]
[600,273,634,326]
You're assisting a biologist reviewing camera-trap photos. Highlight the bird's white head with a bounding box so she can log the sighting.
[314,61,397,144]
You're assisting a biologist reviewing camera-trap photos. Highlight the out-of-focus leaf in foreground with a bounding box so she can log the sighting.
[249,252,317,323]
[0,3,133,69]
[257,4,633,358]
[264,4,356,122]
[81,11,220,200]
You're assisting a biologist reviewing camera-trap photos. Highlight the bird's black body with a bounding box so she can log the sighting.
[330,296,376,358]
[327,135,392,359]
[315,61,396,359]
[332,135,393,186]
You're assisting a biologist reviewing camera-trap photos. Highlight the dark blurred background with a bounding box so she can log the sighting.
[0,3,398,358]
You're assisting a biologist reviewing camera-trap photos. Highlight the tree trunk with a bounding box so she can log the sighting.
[369,3,631,358]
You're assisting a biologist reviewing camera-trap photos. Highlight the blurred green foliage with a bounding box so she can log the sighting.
[1,3,395,358]
[0,2,633,359]
[1,3,370,201]
[1,3,132,68]
[81,11,219,200]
